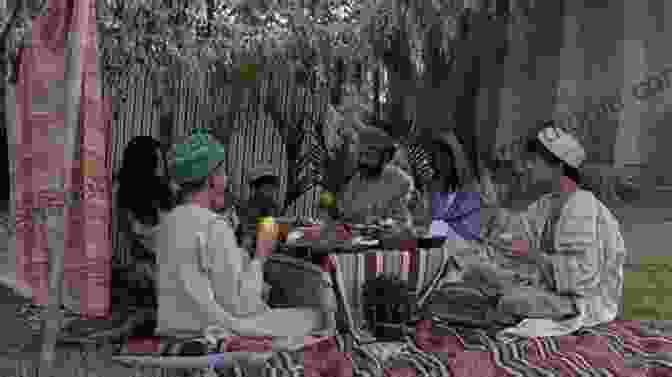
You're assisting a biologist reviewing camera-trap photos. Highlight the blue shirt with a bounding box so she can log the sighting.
[430,191,482,241]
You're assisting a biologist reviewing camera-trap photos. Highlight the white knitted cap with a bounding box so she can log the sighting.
[537,126,586,169]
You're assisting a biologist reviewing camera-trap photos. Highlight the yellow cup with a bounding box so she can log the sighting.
[256,216,278,257]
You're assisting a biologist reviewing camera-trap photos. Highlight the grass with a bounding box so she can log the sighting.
[622,256,672,321]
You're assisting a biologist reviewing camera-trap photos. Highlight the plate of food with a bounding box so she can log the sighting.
[352,236,380,247]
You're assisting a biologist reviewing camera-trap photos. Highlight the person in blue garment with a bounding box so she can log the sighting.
[423,130,483,245]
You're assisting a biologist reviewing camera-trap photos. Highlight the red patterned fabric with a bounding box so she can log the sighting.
[407,320,672,377]
[220,336,275,352]
[125,336,161,355]
[366,253,384,276]
[559,175,578,193]
[385,367,418,377]
[122,335,354,377]
[321,255,337,273]
[302,225,323,241]
[301,336,354,377]
[13,0,111,317]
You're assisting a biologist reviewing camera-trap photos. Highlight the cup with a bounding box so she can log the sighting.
[256,216,279,258]
[276,221,291,243]
[302,225,323,241]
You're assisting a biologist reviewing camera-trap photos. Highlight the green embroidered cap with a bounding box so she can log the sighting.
[170,128,227,184]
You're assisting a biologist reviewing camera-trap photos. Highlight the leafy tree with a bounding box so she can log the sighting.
[360,0,515,180]
[2,0,533,210]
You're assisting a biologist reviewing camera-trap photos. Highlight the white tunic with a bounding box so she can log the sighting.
[155,204,323,339]
[499,189,627,338]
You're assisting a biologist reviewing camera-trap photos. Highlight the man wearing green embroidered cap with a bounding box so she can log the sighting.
[155,129,326,339]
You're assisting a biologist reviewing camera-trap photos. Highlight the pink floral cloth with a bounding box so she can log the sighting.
[12,0,112,317]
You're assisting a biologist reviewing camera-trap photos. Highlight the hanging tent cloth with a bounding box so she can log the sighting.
[7,0,112,318]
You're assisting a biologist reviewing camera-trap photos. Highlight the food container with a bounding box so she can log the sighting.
[256,216,279,257]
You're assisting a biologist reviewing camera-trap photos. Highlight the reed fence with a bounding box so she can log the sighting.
[108,59,333,266]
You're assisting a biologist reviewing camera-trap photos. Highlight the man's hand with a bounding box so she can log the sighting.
[256,217,279,258]
[256,238,277,259]
[509,239,530,257]
[262,282,272,302]
[512,240,550,268]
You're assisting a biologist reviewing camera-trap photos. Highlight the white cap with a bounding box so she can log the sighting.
[537,126,586,169]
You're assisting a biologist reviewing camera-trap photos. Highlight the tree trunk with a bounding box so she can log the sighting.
[415,19,455,142]
[373,62,381,121]
[382,29,414,139]
[449,10,511,181]
[330,58,346,107]
[0,84,7,211]
[454,53,481,180]
[445,10,482,181]
[372,0,412,138]
[473,15,508,166]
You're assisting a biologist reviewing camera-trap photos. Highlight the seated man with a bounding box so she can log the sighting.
[426,125,626,337]
[155,129,327,339]
[336,126,414,231]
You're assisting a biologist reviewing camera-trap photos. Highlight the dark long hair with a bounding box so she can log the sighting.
[427,139,469,193]
[524,137,582,185]
[116,136,175,227]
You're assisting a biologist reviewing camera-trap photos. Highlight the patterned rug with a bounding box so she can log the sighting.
[195,320,672,377]
[5,320,672,377]
[374,320,672,377]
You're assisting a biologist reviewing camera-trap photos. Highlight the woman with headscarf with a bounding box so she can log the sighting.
[112,135,176,335]
[422,130,484,245]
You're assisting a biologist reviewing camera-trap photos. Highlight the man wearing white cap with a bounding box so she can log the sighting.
[430,124,627,338]
[497,124,626,337]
